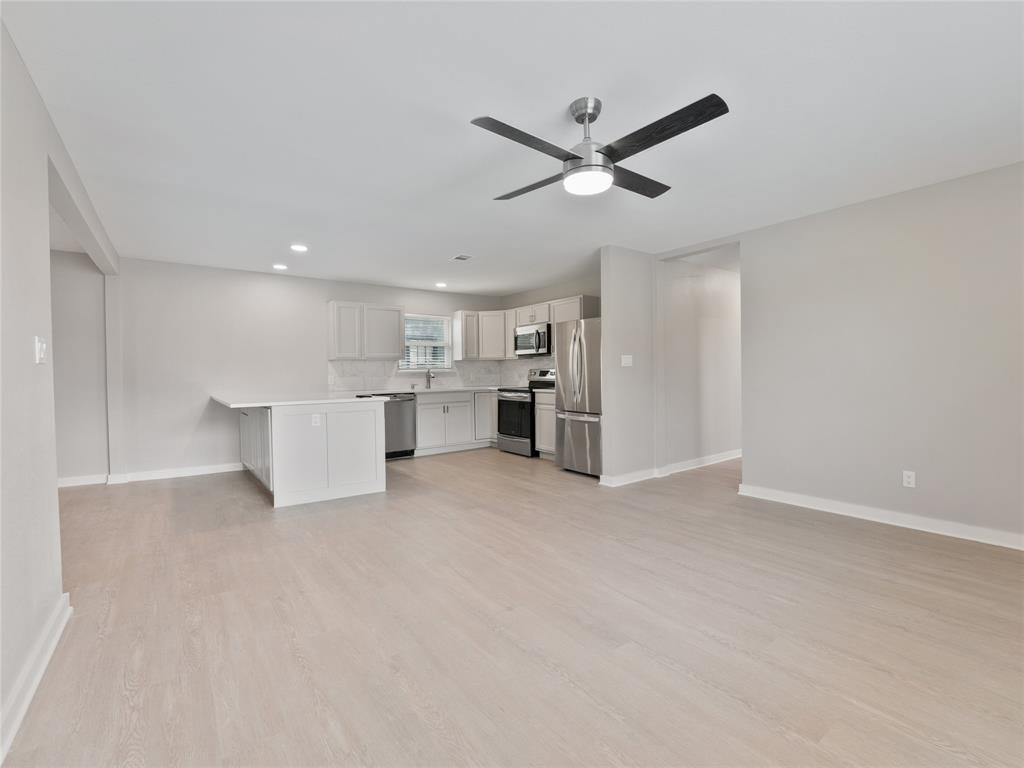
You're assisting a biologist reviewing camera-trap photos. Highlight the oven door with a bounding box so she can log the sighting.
[514,323,550,357]
[497,392,534,457]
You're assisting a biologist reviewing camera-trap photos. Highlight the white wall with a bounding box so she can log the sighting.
[600,245,657,479]
[114,258,504,474]
[655,258,742,468]
[0,25,118,755]
[500,262,601,308]
[739,163,1022,539]
[50,251,108,480]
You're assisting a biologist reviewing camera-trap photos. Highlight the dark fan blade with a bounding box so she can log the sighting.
[472,117,581,162]
[494,173,563,200]
[612,166,670,198]
[598,94,729,164]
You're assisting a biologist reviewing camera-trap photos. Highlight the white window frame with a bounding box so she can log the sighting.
[399,313,453,371]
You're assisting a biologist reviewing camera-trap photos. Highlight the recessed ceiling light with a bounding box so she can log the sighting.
[290,244,308,253]
[272,264,288,270]
[435,282,447,288]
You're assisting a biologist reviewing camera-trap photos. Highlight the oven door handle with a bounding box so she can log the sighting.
[498,392,532,401]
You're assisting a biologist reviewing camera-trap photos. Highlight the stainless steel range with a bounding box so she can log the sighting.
[496,368,555,457]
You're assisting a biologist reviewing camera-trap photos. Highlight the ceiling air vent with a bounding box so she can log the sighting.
[450,254,473,262]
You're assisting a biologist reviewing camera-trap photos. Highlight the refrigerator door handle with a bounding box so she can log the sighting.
[569,325,579,404]
[563,413,599,423]
[576,326,585,405]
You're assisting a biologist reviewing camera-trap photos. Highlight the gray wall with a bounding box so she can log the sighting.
[600,245,657,478]
[1,25,117,739]
[739,163,1022,534]
[50,251,108,479]
[500,261,601,308]
[655,259,742,467]
[115,258,503,474]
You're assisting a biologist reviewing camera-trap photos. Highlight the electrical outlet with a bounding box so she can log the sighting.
[311,414,322,427]
[34,336,48,364]
[902,470,916,488]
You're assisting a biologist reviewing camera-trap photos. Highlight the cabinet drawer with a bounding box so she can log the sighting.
[415,392,474,405]
[534,391,555,406]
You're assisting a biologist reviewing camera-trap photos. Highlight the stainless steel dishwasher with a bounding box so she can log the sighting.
[375,393,416,459]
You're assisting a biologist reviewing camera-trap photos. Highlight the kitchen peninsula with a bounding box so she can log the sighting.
[211,393,386,508]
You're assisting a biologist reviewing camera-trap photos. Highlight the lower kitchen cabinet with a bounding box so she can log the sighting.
[416,403,446,449]
[239,407,273,489]
[444,401,474,445]
[534,391,556,454]
[474,391,497,441]
[416,392,486,452]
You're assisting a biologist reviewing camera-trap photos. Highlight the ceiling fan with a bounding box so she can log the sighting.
[471,94,728,200]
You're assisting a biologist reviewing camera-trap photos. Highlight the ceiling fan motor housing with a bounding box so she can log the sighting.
[564,139,614,177]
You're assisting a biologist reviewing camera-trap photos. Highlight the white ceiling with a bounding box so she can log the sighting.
[5,2,1021,295]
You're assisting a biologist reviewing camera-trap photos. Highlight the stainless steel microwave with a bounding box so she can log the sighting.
[514,322,551,357]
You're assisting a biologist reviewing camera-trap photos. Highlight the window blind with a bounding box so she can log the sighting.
[401,314,452,369]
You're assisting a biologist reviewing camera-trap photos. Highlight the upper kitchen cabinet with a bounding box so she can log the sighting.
[362,304,404,359]
[504,309,517,359]
[328,301,363,359]
[515,302,550,326]
[478,310,506,360]
[328,301,404,360]
[550,295,601,326]
[453,310,479,360]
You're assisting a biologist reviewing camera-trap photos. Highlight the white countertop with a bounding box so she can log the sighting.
[211,386,500,409]
[210,393,389,409]
[329,385,501,397]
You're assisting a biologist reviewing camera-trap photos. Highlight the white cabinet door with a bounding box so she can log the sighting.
[444,403,475,444]
[474,392,497,441]
[416,403,446,449]
[363,304,404,359]
[453,311,480,360]
[328,301,363,359]
[504,309,517,359]
[444,401,475,446]
[478,311,506,360]
[535,403,556,453]
[515,303,550,326]
[550,297,581,325]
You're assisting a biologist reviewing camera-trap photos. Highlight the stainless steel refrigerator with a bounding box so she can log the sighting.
[554,317,602,476]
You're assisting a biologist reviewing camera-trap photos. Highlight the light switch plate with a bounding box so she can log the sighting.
[621,355,633,367]
[902,470,916,488]
[311,414,322,427]
[34,336,48,364]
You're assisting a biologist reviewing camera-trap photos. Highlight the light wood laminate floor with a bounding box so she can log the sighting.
[8,452,1023,767]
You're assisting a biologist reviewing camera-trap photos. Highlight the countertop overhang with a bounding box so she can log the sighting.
[210,394,389,409]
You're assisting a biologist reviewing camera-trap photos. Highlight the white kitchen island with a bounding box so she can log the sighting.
[211,393,386,508]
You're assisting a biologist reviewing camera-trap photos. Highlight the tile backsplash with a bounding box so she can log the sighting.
[328,359,502,392]
[328,357,549,391]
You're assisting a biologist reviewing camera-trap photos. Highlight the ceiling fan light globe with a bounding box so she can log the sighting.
[563,167,614,196]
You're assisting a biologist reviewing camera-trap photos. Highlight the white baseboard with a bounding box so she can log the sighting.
[106,462,243,485]
[738,484,1023,551]
[600,450,741,488]
[56,473,108,488]
[599,468,657,488]
[414,442,493,458]
[654,449,742,478]
[1,593,72,761]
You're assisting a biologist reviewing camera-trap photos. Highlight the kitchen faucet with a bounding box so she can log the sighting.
[425,368,435,389]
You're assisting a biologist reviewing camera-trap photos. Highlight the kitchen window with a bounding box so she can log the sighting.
[400,314,452,370]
